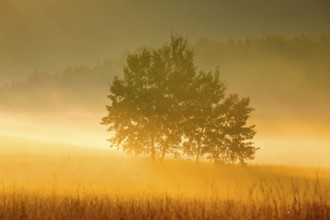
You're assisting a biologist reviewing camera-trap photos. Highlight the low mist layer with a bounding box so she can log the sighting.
[1,152,330,195]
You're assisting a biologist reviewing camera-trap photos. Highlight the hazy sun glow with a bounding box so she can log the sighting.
[1,108,329,166]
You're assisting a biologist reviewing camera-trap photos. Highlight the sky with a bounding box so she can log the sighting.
[1,0,329,82]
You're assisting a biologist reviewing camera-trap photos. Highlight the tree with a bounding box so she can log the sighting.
[182,70,257,164]
[101,35,195,160]
[204,94,257,164]
[182,69,226,163]
[102,34,258,164]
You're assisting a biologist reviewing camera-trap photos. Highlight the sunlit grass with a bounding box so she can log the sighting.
[0,152,329,219]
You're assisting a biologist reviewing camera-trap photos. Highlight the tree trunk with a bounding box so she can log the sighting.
[196,143,201,164]
[213,151,218,165]
[160,145,167,162]
[151,136,156,161]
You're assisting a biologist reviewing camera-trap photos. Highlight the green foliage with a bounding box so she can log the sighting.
[102,35,257,164]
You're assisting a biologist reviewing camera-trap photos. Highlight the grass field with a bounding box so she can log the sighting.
[0,142,329,219]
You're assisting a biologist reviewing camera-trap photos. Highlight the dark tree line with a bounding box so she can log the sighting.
[102,35,257,164]
[1,34,329,112]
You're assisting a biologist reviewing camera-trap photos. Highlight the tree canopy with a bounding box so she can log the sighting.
[102,35,257,164]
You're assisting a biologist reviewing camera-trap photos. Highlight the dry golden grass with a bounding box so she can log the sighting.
[0,151,329,220]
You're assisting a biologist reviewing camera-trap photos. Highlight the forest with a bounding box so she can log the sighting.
[1,34,329,115]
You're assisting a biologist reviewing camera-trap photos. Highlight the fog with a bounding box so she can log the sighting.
[1,0,329,167]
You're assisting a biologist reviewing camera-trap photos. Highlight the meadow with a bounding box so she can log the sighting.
[0,143,329,220]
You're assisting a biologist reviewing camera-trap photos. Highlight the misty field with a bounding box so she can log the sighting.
[0,150,329,220]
